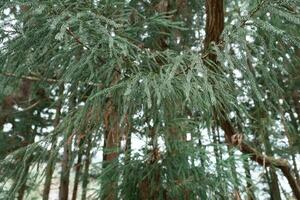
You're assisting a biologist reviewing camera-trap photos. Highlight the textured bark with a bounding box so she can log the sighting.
[101,71,121,200]
[204,0,300,199]
[101,99,120,200]
[204,0,224,51]
[103,100,120,162]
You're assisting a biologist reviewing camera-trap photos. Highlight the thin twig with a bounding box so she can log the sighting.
[66,27,129,78]
[66,28,91,50]
[0,72,103,87]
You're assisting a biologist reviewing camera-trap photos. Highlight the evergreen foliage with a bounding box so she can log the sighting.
[0,0,299,199]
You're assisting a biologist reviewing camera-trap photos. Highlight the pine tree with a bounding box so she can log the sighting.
[0,0,300,199]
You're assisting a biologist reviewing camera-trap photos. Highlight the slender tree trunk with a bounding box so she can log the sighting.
[59,92,76,200]
[71,149,83,200]
[263,133,282,200]
[43,85,63,200]
[17,159,31,200]
[269,168,282,200]
[139,119,161,200]
[59,139,71,200]
[197,135,208,199]
[292,155,300,186]
[72,126,89,200]
[42,142,57,200]
[101,79,121,200]
[81,135,92,200]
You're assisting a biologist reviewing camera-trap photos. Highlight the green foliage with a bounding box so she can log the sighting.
[0,0,299,199]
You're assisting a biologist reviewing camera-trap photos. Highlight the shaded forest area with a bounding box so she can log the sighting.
[0,0,300,199]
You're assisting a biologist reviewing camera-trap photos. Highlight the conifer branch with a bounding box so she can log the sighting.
[66,28,91,50]
[0,72,103,87]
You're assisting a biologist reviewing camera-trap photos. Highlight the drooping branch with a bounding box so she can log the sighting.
[203,0,300,199]
[222,121,300,198]
[0,72,103,87]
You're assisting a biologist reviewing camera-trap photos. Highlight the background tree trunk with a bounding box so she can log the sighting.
[71,147,83,200]
[43,85,63,200]
[81,135,92,200]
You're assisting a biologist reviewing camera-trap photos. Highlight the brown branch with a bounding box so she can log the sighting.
[203,0,300,198]
[66,28,90,50]
[1,72,59,83]
[0,72,103,87]
[221,121,300,199]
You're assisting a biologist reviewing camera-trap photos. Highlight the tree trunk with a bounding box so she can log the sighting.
[59,140,71,200]
[42,141,57,200]
[17,159,31,200]
[71,149,83,200]
[203,0,224,51]
[101,92,120,200]
[43,85,63,200]
[81,135,92,200]
[292,155,300,186]
[59,92,76,200]
[263,132,282,200]
[72,129,88,200]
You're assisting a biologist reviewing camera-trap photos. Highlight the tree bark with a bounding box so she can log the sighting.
[59,140,71,200]
[101,72,121,200]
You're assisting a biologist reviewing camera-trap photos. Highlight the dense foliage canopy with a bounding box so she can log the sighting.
[0,0,300,199]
